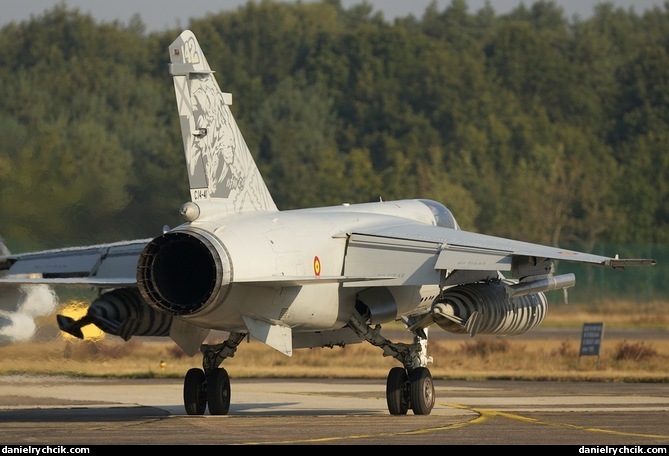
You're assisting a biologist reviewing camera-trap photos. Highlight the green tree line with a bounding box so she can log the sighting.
[0,0,665,299]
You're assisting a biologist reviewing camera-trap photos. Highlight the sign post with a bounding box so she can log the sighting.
[579,322,604,368]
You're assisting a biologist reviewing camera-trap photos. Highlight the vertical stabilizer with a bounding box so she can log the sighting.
[168,30,277,215]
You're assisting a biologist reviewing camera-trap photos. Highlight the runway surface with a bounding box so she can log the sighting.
[0,375,667,445]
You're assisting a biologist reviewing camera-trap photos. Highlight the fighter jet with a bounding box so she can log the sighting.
[0,30,656,416]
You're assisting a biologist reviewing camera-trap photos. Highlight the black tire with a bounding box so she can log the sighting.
[183,367,207,415]
[386,366,409,415]
[409,367,435,415]
[207,367,231,415]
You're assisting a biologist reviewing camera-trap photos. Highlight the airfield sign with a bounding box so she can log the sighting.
[579,322,604,367]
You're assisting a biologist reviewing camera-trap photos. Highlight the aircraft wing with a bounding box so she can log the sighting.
[356,224,654,269]
[342,224,655,288]
[0,239,151,287]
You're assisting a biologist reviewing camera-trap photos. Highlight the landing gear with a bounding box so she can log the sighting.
[385,366,436,415]
[207,367,231,415]
[348,309,435,415]
[386,366,409,415]
[182,332,245,416]
[183,367,207,415]
[409,366,435,415]
[182,314,436,416]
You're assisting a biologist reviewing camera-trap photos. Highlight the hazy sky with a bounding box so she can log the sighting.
[1,0,667,32]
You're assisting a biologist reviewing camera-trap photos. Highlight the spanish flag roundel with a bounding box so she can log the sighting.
[313,256,321,276]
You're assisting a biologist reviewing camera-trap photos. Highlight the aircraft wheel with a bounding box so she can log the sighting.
[386,366,410,415]
[409,367,435,415]
[183,367,207,415]
[207,367,231,415]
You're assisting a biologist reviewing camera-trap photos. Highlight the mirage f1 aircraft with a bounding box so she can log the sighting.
[0,30,656,416]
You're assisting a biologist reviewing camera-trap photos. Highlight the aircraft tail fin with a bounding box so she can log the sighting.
[168,30,277,216]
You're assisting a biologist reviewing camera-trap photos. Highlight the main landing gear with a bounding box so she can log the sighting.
[182,332,245,415]
[347,309,436,415]
[181,313,436,416]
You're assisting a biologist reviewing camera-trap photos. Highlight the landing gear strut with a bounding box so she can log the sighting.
[182,332,245,415]
[182,312,436,416]
[348,310,435,415]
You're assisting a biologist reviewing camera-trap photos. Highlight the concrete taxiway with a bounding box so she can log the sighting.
[0,376,667,445]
